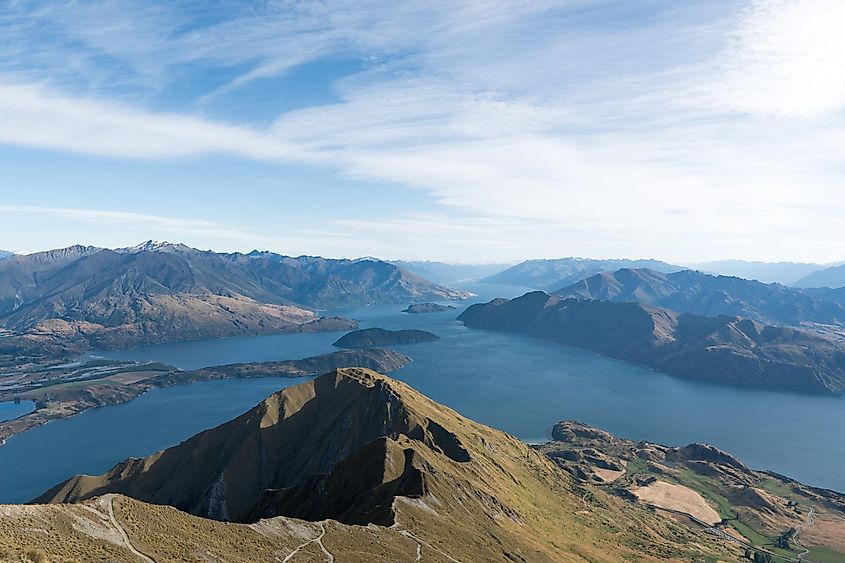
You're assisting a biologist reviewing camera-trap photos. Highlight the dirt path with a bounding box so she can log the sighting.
[105,495,156,563]
[282,522,335,563]
[794,506,816,561]
[398,529,461,562]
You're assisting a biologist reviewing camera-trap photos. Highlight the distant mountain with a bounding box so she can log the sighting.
[795,263,845,288]
[226,251,471,308]
[390,260,510,284]
[482,258,683,291]
[557,268,845,328]
[0,241,469,350]
[37,368,736,561]
[0,250,13,261]
[459,292,845,393]
[690,260,825,285]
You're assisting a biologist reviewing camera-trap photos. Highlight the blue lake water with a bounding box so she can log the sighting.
[1,282,844,502]
[0,378,308,503]
[0,401,34,424]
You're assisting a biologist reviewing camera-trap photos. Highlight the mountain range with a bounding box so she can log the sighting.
[0,241,469,351]
[458,291,845,393]
[689,260,826,285]
[794,263,845,289]
[557,268,845,328]
[482,257,683,290]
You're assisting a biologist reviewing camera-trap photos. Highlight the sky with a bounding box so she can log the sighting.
[1,0,844,263]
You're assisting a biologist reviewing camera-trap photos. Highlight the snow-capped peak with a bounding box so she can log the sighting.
[117,240,192,253]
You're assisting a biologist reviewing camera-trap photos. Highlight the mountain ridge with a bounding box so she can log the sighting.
[796,263,845,289]
[689,260,826,285]
[483,257,683,290]
[556,267,845,328]
[0,242,469,352]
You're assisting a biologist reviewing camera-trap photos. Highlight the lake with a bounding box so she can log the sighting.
[1,282,843,502]
[0,400,33,425]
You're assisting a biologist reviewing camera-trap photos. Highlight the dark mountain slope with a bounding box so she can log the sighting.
[557,268,845,327]
[459,292,845,393]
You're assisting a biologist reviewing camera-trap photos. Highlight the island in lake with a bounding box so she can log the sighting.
[333,327,440,348]
[402,302,457,314]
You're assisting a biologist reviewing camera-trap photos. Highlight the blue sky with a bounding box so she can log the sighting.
[1,0,844,263]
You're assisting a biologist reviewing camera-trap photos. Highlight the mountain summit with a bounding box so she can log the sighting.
[36,368,737,561]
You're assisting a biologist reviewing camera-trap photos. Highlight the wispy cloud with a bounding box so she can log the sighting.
[716,0,845,117]
[0,205,258,242]
[0,82,304,159]
[2,1,845,262]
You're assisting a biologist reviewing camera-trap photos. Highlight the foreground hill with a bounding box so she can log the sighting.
[0,241,468,351]
[483,257,682,290]
[459,292,845,393]
[557,268,845,328]
[35,368,739,562]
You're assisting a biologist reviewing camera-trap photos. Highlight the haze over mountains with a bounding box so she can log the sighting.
[482,258,683,290]
[390,260,511,284]
[459,292,845,393]
[0,241,468,351]
[557,268,845,328]
[794,263,845,289]
[690,260,827,285]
